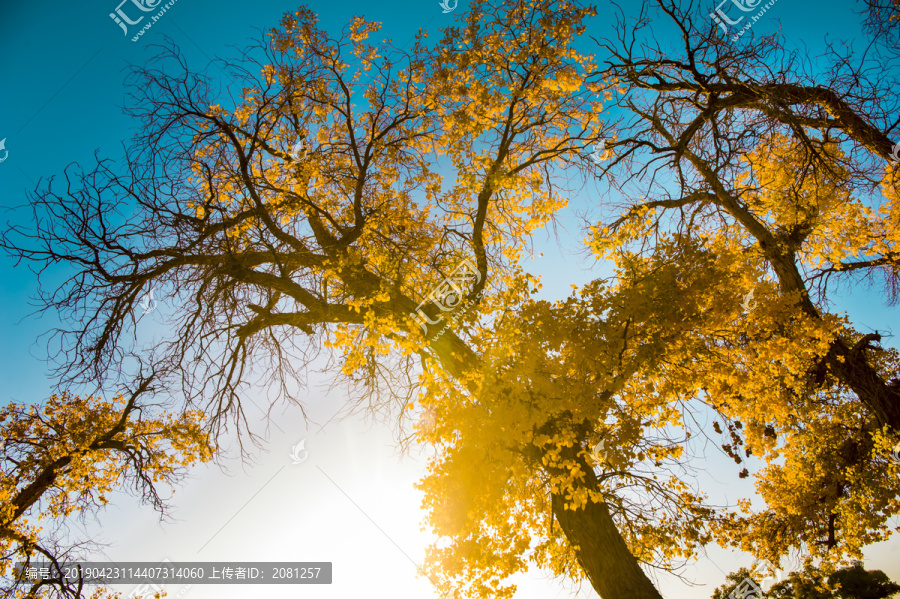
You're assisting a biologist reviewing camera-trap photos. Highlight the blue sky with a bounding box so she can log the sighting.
[0,1,898,598]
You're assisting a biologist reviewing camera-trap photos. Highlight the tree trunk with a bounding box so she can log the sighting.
[551,492,665,599]
[826,337,900,431]
[758,240,900,433]
[544,439,665,599]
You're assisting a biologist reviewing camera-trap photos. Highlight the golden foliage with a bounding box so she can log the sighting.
[0,392,211,598]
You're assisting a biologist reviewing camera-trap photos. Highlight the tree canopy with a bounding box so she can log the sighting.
[0,378,211,598]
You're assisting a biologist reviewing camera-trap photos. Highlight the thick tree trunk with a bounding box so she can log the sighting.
[826,337,900,431]
[551,492,665,599]
[543,439,665,599]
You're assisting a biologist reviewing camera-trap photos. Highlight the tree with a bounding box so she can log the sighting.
[0,378,212,598]
[712,563,900,599]
[860,0,900,56]
[595,0,900,569]
[600,0,900,426]
[828,563,900,599]
[416,240,763,598]
[3,1,709,596]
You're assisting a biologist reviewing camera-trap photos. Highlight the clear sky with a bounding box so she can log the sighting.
[0,1,898,598]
